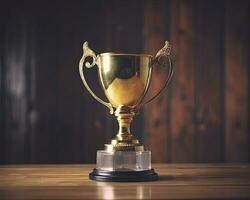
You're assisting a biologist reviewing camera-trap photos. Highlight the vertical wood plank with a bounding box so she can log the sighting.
[3,2,30,163]
[195,1,224,162]
[169,0,196,162]
[249,3,250,163]
[26,8,37,163]
[143,0,170,162]
[224,0,249,162]
[0,2,6,164]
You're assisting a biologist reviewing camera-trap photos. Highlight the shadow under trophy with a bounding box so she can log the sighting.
[79,41,174,182]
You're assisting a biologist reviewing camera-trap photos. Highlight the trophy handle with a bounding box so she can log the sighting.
[79,41,114,114]
[143,41,174,105]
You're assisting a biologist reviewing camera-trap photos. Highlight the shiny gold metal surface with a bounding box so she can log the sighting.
[79,41,173,152]
[98,54,152,108]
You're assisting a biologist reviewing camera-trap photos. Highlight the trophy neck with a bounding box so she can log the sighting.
[115,106,134,141]
[104,106,144,152]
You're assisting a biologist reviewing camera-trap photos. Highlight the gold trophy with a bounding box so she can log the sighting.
[79,41,173,181]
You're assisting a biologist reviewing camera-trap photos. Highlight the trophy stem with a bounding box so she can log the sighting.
[116,107,134,142]
[104,105,144,152]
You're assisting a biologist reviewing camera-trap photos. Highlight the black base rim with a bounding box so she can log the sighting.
[89,168,158,182]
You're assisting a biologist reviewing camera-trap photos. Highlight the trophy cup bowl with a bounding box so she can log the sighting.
[98,53,152,108]
[79,41,173,182]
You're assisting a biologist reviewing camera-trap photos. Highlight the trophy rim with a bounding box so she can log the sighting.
[100,52,153,57]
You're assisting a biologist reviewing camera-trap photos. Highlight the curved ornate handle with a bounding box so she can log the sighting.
[143,41,174,105]
[79,42,114,114]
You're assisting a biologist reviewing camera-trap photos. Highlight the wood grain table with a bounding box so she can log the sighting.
[0,164,250,199]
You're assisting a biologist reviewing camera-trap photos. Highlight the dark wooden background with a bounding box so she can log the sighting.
[0,0,249,164]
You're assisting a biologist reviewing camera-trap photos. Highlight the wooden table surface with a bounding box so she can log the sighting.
[0,164,250,200]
